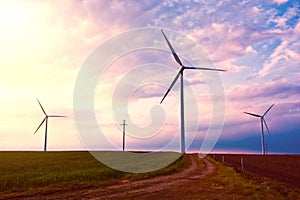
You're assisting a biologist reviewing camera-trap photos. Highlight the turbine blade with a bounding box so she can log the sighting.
[263,103,275,117]
[160,71,181,104]
[244,112,261,118]
[34,118,46,134]
[49,115,68,118]
[263,118,271,135]
[184,66,226,72]
[37,99,47,116]
[161,29,183,66]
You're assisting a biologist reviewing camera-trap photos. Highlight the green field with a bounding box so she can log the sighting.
[0,151,187,195]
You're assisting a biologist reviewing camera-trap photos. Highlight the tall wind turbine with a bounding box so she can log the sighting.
[160,29,226,154]
[244,103,275,155]
[34,99,67,151]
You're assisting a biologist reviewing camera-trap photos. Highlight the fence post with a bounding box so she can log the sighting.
[222,155,224,163]
[241,157,244,171]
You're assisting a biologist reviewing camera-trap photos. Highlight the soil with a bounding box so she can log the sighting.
[212,154,300,187]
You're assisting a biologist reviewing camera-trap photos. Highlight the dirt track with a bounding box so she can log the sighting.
[21,154,215,200]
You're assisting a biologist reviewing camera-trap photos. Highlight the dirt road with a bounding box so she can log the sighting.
[21,154,215,200]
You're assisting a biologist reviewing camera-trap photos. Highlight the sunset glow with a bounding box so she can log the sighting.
[0,0,299,154]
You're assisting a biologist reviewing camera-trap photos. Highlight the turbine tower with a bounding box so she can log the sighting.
[34,99,67,151]
[160,29,226,154]
[244,103,275,155]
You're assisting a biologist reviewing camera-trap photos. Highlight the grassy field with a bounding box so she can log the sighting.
[0,151,187,196]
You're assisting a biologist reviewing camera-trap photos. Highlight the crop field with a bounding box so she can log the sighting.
[0,151,186,195]
[211,154,300,187]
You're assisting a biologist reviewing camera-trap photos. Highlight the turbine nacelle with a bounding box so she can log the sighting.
[244,103,275,120]
[160,29,226,105]
[34,99,67,134]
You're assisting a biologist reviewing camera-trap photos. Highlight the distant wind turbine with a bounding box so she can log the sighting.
[160,29,226,153]
[34,99,67,151]
[244,103,275,155]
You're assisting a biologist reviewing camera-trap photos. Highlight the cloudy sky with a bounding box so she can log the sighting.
[0,0,299,154]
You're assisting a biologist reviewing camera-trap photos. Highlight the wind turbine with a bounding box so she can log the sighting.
[159,29,226,154]
[34,99,67,151]
[244,103,275,155]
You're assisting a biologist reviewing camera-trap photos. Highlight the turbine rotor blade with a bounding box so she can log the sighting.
[161,29,183,66]
[34,117,46,134]
[184,66,226,72]
[49,115,67,118]
[263,118,271,135]
[37,99,47,116]
[160,70,181,104]
[263,103,275,117]
[244,112,261,118]
[160,89,171,104]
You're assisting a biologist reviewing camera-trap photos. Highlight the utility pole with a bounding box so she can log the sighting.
[120,120,128,151]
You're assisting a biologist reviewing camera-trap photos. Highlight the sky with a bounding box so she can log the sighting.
[0,0,299,154]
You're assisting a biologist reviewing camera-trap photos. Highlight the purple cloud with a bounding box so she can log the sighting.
[228,78,300,101]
